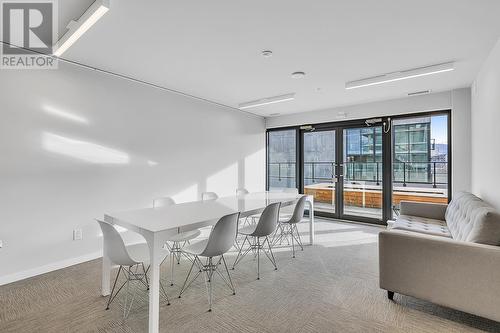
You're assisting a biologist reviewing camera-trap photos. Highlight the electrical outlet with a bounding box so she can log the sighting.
[73,229,83,241]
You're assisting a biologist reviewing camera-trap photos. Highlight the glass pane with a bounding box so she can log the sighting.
[392,115,449,217]
[267,130,296,190]
[343,127,383,219]
[303,130,336,214]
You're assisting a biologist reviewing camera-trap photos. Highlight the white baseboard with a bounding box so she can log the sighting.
[0,251,102,286]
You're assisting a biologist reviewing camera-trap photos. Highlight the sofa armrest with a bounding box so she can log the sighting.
[399,201,447,220]
[379,230,500,322]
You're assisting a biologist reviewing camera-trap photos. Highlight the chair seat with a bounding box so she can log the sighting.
[126,243,169,264]
[166,229,201,243]
[238,224,258,236]
[182,239,209,256]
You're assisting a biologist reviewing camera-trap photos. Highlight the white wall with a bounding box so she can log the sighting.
[471,38,500,209]
[0,62,266,285]
[266,89,472,195]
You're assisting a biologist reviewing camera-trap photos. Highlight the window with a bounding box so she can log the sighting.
[267,129,297,190]
[392,114,449,212]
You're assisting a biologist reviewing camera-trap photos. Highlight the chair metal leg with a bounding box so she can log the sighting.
[263,237,278,270]
[207,257,214,312]
[106,266,122,310]
[233,236,240,252]
[257,237,260,280]
[170,247,175,286]
[232,236,251,269]
[221,255,236,295]
[291,225,296,258]
[122,266,139,319]
[123,272,130,318]
[159,281,171,306]
[141,263,150,290]
[271,225,280,246]
[178,257,199,298]
[176,242,183,264]
[292,224,304,251]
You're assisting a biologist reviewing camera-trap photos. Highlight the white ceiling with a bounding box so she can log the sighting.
[58,0,500,117]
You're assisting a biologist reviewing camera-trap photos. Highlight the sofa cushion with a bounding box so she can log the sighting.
[392,215,452,238]
[445,192,500,245]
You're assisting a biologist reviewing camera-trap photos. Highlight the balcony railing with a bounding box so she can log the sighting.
[268,161,448,188]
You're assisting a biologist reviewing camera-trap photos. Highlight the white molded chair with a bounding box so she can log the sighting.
[279,187,299,220]
[251,187,298,223]
[232,202,281,280]
[201,192,218,201]
[273,195,307,258]
[153,197,202,286]
[96,220,170,318]
[178,212,240,312]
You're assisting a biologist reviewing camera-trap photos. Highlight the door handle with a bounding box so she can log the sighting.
[338,164,345,178]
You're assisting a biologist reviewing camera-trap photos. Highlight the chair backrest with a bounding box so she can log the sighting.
[201,212,240,257]
[153,196,176,208]
[236,188,249,196]
[202,192,218,201]
[253,202,281,237]
[288,196,307,224]
[96,220,137,266]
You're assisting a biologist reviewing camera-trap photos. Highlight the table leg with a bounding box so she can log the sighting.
[145,232,161,333]
[308,197,315,245]
[101,238,111,296]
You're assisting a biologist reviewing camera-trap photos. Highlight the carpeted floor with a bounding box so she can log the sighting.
[1,219,500,332]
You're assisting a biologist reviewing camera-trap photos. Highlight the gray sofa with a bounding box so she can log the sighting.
[379,191,500,322]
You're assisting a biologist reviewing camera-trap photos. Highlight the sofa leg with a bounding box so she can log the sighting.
[387,291,394,300]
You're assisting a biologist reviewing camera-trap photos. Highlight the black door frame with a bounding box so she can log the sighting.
[299,120,387,225]
[266,109,451,226]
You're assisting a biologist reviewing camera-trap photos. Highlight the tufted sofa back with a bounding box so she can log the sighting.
[445,192,500,245]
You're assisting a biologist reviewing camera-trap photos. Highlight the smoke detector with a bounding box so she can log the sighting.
[261,50,273,57]
[291,71,306,79]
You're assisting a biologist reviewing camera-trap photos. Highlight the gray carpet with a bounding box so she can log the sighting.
[1,219,500,332]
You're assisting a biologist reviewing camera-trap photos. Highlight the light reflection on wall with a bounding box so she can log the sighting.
[245,149,265,192]
[42,132,130,164]
[207,163,238,197]
[172,184,198,203]
[43,105,89,124]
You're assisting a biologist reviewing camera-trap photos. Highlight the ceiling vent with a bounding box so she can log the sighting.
[407,90,431,96]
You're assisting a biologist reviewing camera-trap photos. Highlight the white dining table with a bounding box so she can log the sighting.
[102,191,314,333]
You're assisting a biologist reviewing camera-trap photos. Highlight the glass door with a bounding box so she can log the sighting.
[303,130,337,215]
[301,125,384,222]
[341,126,383,220]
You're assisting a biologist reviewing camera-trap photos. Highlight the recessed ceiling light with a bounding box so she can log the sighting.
[269,113,281,117]
[238,93,295,109]
[261,50,273,57]
[346,62,454,90]
[53,0,110,57]
[291,71,306,79]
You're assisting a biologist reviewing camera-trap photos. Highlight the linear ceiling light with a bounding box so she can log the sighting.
[53,0,110,57]
[345,62,454,90]
[239,93,295,109]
